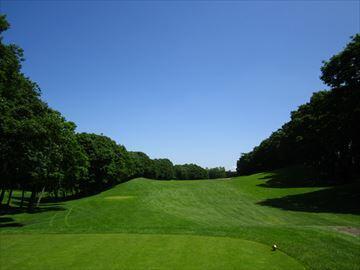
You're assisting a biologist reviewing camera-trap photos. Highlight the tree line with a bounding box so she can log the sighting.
[0,15,230,210]
[237,34,360,183]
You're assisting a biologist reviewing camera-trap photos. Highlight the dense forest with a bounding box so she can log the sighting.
[237,34,360,182]
[0,15,228,210]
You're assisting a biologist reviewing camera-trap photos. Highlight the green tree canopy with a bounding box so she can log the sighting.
[237,34,360,182]
[320,34,360,88]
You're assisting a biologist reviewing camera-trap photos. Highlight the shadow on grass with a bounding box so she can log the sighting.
[0,217,23,228]
[257,166,334,188]
[41,194,85,203]
[256,166,360,214]
[258,183,360,214]
[0,203,65,215]
[0,201,66,215]
[0,203,66,228]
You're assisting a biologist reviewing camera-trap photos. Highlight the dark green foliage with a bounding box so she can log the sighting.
[0,15,89,208]
[76,133,132,193]
[237,35,360,182]
[174,164,226,180]
[320,34,360,88]
[226,170,237,178]
[207,167,227,179]
[0,15,9,33]
[150,159,175,180]
[60,127,89,194]
[174,164,208,180]
[129,152,153,178]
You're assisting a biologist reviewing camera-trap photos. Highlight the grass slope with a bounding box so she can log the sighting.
[1,167,359,269]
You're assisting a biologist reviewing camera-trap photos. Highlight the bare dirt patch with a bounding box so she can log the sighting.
[335,226,360,236]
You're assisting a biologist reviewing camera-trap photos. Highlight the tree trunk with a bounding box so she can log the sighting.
[0,188,6,205]
[20,189,26,209]
[36,186,46,208]
[6,189,13,207]
[28,187,37,211]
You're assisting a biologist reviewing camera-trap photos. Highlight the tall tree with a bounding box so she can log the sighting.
[76,133,132,193]
[151,159,174,180]
[0,15,89,208]
[237,34,360,182]
[129,151,153,178]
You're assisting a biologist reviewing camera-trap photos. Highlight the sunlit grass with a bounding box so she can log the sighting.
[1,167,359,269]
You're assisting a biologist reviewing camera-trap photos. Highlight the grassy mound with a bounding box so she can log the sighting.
[1,167,359,269]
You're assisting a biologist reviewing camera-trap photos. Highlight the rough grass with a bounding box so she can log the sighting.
[1,167,359,269]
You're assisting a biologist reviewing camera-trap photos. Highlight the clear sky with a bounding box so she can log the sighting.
[1,1,359,170]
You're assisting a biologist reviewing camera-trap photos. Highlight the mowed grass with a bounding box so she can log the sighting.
[1,167,359,269]
[0,234,304,270]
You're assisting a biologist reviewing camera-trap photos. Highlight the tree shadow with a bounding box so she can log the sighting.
[0,204,66,215]
[0,217,23,228]
[41,194,84,203]
[0,203,66,228]
[257,166,334,188]
[258,183,360,214]
[40,186,116,203]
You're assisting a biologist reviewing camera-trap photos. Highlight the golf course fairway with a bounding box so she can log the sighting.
[1,167,359,269]
[0,234,305,270]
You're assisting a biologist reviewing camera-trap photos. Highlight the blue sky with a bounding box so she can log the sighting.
[2,1,359,170]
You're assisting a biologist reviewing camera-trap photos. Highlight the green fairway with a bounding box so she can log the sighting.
[0,234,304,270]
[1,168,359,269]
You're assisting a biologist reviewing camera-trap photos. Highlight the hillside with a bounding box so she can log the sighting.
[1,168,359,270]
